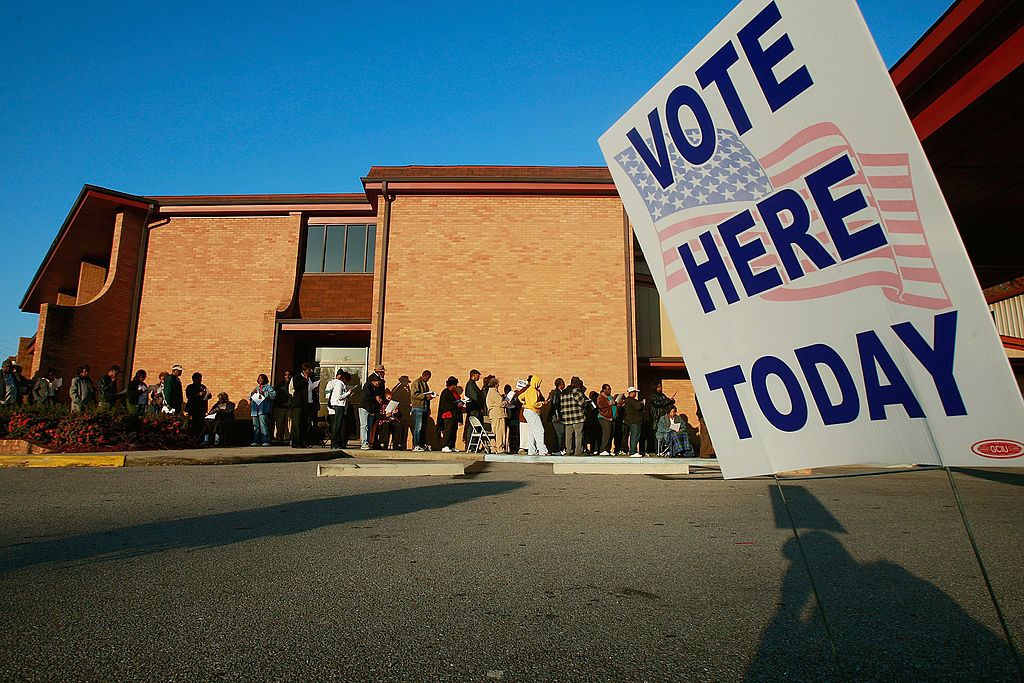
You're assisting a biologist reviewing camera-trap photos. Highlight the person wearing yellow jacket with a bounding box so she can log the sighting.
[520,375,549,456]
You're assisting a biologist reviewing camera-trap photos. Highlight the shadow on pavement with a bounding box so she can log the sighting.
[0,481,523,574]
[746,484,1018,681]
[954,468,1024,488]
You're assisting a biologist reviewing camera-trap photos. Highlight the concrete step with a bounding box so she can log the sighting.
[552,460,690,475]
[317,460,472,477]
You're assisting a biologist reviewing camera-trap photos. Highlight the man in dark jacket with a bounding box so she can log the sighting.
[462,369,483,445]
[98,365,122,409]
[360,373,384,450]
[437,376,461,453]
[163,364,184,413]
[646,380,676,453]
[623,386,645,457]
[273,370,293,443]
[287,365,311,448]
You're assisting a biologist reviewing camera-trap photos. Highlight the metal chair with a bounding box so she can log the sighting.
[467,416,496,454]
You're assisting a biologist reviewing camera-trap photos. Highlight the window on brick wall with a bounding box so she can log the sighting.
[303,224,377,273]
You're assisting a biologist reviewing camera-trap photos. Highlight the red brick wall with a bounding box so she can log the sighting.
[33,211,145,396]
[296,274,373,320]
[369,194,635,397]
[132,214,302,410]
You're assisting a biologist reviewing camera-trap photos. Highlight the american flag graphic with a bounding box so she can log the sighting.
[614,122,951,310]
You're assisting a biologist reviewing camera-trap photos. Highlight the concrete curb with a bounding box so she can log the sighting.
[0,454,126,468]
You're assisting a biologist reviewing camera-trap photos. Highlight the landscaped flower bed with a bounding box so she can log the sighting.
[0,405,192,453]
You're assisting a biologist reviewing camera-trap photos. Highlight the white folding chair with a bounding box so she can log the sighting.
[467,416,496,454]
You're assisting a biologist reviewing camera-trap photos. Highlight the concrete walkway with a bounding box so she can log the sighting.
[0,444,722,472]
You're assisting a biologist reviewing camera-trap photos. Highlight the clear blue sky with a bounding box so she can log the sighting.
[0,0,952,359]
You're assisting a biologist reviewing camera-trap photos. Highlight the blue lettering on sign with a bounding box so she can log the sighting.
[751,355,808,432]
[625,1,814,191]
[704,311,965,439]
[737,0,814,112]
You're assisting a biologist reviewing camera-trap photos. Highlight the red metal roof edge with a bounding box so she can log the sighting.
[890,0,978,86]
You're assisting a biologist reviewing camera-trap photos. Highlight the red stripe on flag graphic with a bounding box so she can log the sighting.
[655,122,951,310]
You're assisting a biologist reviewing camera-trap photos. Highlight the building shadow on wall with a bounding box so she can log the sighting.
[0,481,523,575]
[745,484,1018,681]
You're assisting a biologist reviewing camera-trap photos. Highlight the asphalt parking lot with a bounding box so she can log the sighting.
[1,462,1021,681]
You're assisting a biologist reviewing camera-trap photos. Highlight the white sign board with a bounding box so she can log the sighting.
[599,0,1024,478]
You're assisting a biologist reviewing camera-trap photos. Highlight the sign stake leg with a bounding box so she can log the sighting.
[944,466,1024,677]
[773,475,848,680]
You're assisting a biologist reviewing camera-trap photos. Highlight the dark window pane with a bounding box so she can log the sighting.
[304,225,325,272]
[324,225,347,272]
[365,225,376,272]
[344,225,366,272]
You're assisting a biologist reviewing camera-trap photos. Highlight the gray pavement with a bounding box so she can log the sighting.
[0,462,1021,681]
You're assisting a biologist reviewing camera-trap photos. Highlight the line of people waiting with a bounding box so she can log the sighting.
[3,358,716,458]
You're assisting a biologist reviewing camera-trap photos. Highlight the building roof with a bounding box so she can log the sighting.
[151,192,369,206]
[363,165,612,182]
[20,186,154,312]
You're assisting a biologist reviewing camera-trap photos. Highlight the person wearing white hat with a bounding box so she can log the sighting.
[163,364,184,414]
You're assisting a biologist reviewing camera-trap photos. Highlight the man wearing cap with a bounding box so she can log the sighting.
[561,377,590,456]
[163,365,184,414]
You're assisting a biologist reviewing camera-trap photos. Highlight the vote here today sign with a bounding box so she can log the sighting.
[599,0,1024,478]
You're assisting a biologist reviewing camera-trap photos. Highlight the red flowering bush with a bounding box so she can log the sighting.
[0,404,191,452]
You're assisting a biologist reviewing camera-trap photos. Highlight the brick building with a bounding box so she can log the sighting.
[17,169,690,422]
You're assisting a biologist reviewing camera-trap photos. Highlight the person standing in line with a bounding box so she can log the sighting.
[437,376,462,453]
[520,375,549,456]
[32,368,59,406]
[696,398,715,459]
[613,392,627,455]
[300,363,321,442]
[547,378,566,455]
[98,365,122,409]
[150,371,167,415]
[126,369,149,414]
[360,365,386,450]
[0,360,17,406]
[390,375,412,450]
[11,365,30,404]
[185,372,210,443]
[485,376,507,454]
[163,364,184,414]
[680,413,701,455]
[273,370,293,444]
[585,390,601,454]
[250,373,276,446]
[503,383,519,453]
[410,370,434,452]
[359,373,384,450]
[70,365,97,413]
[560,377,589,456]
[623,386,645,457]
[596,384,615,455]
[462,369,483,446]
[287,363,312,448]
[324,369,352,449]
